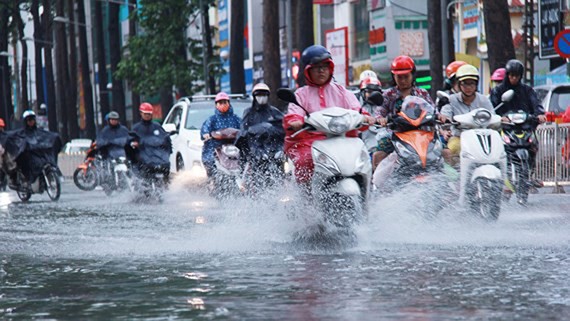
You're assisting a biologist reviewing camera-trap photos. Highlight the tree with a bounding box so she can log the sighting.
[427,0,443,97]
[66,0,79,139]
[117,0,207,117]
[109,2,126,124]
[128,0,140,125]
[262,0,280,105]
[94,0,110,126]
[482,0,515,72]
[30,0,45,113]
[230,0,245,94]
[0,4,13,124]
[42,0,57,133]
[77,0,95,138]
[295,0,313,87]
[54,0,70,142]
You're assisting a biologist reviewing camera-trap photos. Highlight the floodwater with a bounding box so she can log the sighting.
[1,174,569,320]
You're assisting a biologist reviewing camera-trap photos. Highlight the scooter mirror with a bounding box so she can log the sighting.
[501,89,514,102]
[436,90,450,100]
[277,88,298,105]
[367,92,384,106]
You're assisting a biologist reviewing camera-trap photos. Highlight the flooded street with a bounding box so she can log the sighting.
[1,175,569,320]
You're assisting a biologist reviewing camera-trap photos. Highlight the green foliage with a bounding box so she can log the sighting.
[117,0,220,96]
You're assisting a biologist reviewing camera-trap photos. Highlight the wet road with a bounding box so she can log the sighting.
[1,173,569,320]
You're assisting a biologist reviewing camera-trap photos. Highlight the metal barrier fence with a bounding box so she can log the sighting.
[535,123,570,193]
[58,153,85,178]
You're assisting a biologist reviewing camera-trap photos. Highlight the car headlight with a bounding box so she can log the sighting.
[313,148,341,175]
[328,114,351,134]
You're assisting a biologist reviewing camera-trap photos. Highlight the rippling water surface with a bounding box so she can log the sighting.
[1,177,569,320]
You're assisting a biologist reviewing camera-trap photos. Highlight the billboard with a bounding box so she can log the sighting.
[538,0,562,59]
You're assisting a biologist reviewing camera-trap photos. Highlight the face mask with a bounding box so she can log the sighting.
[255,96,269,105]
[216,103,230,113]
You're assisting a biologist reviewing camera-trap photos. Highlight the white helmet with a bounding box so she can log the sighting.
[359,70,378,82]
[23,110,36,119]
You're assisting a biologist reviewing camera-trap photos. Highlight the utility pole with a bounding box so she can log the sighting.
[523,0,535,86]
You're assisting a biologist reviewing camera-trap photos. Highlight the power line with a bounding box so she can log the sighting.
[389,0,427,17]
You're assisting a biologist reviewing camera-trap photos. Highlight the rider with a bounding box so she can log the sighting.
[436,60,467,111]
[490,59,546,186]
[357,69,379,104]
[283,44,375,187]
[235,83,284,165]
[200,92,242,180]
[95,111,130,161]
[128,103,172,184]
[359,77,384,156]
[8,110,62,187]
[439,64,496,165]
[489,67,506,93]
[372,55,434,170]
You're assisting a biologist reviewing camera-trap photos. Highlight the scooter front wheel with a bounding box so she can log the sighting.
[73,167,97,191]
[44,169,61,201]
[469,177,501,221]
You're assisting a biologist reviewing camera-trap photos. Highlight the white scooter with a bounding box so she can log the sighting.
[278,89,380,229]
[439,90,513,220]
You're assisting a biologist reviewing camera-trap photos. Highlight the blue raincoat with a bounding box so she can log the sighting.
[200,106,241,164]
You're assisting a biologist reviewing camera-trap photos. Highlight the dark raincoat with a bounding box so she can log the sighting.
[235,101,284,161]
[490,79,544,118]
[5,124,62,182]
[128,120,172,167]
[200,106,241,164]
[95,124,130,159]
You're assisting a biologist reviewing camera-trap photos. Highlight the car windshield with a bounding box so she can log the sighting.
[551,87,570,113]
[184,100,250,130]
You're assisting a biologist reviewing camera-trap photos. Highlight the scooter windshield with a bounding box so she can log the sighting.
[400,96,435,120]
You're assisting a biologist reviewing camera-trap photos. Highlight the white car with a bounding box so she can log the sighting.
[61,138,92,155]
[162,95,251,173]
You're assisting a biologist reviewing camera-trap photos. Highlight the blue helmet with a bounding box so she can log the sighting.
[301,45,332,67]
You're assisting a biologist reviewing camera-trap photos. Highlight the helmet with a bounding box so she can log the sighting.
[360,77,382,91]
[23,110,36,119]
[359,70,378,82]
[139,102,153,114]
[491,68,506,81]
[252,83,270,96]
[505,59,524,76]
[390,55,416,75]
[215,92,230,103]
[0,118,4,127]
[301,45,332,67]
[455,64,479,82]
[445,60,468,79]
[107,111,120,119]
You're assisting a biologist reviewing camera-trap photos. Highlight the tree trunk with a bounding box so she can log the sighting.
[43,0,57,133]
[159,87,173,121]
[13,11,30,112]
[230,0,245,94]
[66,0,79,139]
[446,2,456,63]
[482,0,515,72]
[95,0,110,128]
[0,7,12,124]
[128,0,140,126]
[427,0,443,97]
[295,0,313,87]
[31,0,45,110]
[55,0,69,142]
[203,1,216,95]
[77,0,96,139]
[262,0,281,105]
[109,3,126,124]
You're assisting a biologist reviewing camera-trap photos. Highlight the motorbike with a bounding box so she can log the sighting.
[209,127,242,199]
[73,141,98,191]
[98,156,133,196]
[372,96,446,217]
[11,164,62,202]
[277,88,375,230]
[236,122,285,195]
[453,108,506,220]
[501,110,539,206]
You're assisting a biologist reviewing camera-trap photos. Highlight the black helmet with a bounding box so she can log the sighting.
[301,45,332,67]
[505,59,524,77]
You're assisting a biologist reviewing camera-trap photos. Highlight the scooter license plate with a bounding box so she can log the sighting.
[114,164,128,172]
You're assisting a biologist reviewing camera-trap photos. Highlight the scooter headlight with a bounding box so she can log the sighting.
[313,148,341,175]
[474,110,491,125]
[328,114,351,134]
[394,141,415,159]
[508,112,527,124]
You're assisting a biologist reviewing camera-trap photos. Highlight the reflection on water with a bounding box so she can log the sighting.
[0,181,570,319]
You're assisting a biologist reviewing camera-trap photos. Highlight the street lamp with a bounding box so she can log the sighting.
[22,36,54,47]
[53,16,90,28]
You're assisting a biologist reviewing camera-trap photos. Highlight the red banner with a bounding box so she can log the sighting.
[313,0,333,4]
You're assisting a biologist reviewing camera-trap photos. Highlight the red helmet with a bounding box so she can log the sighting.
[391,55,415,75]
[0,118,4,128]
[445,60,468,79]
[491,68,506,81]
[139,102,153,114]
[360,77,382,91]
[215,92,230,103]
